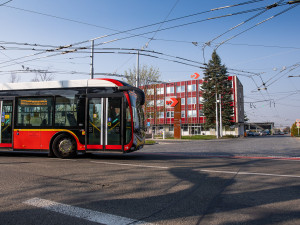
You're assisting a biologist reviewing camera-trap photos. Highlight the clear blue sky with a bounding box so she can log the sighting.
[0,0,299,127]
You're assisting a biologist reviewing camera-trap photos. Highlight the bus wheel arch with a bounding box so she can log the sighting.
[51,132,77,158]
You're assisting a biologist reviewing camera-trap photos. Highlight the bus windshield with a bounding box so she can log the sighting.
[129,90,145,131]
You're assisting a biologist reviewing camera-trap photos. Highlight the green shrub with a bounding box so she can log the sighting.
[182,135,216,140]
[145,140,156,145]
[222,135,236,139]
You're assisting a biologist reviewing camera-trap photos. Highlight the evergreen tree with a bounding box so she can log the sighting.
[202,51,233,130]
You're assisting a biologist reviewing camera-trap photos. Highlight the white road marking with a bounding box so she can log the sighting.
[60,159,78,161]
[90,161,169,169]
[48,158,77,161]
[24,197,153,225]
[200,169,300,178]
[158,142,172,145]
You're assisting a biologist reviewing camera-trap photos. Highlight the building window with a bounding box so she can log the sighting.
[158,112,164,118]
[182,125,188,131]
[187,97,196,104]
[156,99,164,106]
[156,87,164,95]
[148,112,154,119]
[176,85,185,93]
[187,84,196,92]
[181,111,185,118]
[166,111,174,118]
[187,110,197,117]
[199,96,204,103]
[148,100,154,106]
[181,98,185,105]
[146,89,154,95]
[199,109,204,116]
[166,86,174,94]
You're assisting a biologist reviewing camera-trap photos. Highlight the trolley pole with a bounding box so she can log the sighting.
[136,50,140,87]
[90,40,94,79]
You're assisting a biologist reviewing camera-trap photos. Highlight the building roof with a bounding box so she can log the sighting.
[0,78,124,91]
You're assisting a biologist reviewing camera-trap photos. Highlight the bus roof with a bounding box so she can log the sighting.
[0,79,125,91]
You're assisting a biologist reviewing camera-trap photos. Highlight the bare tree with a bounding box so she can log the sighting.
[31,71,54,82]
[124,64,160,87]
[9,72,20,83]
[124,64,162,132]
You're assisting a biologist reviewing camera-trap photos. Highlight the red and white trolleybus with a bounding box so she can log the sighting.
[0,78,145,158]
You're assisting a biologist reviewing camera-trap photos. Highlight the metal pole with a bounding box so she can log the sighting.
[90,40,94,79]
[216,93,219,139]
[136,50,140,87]
[219,94,222,137]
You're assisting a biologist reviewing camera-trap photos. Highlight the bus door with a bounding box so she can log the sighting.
[0,99,13,148]
[87,97,122,150]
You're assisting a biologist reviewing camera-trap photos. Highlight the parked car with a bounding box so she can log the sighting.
[253,132,260,136]
[247,131,254,136]
[260,131,267,136]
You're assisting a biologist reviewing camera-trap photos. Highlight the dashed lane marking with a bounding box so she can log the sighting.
[24,197,153,225]
[90,161,169,169]
[199,169,300,179]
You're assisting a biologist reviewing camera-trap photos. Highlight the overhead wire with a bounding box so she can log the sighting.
[0,0,12,6]
[1,1,298,116]
[267,64,300,87]
[1,0,297,93]
[0,49,207,78]
[252,62,300,91]
[3,0,266,44]
[206,5,271,47]
[1,44,292,104]
[3,5,121,33]
[114,0,180,74]
[0,2,281,70]
[89,5,281,50]
[143,0,180,49]
[138,37,300,50]
[215,3,299,49]
[216,2,299,116]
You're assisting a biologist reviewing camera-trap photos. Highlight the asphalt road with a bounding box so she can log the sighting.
[144,135,300,158]
[0,135,300,225]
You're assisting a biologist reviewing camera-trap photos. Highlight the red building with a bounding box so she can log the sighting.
[142,76,244,136]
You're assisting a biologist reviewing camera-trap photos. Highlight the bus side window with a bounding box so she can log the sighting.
[132,106,139,129]
[125,102,132,144]
[55,96,78,127]
[138,105,145,130]
[17,97,53,127]
[77,96,85,126]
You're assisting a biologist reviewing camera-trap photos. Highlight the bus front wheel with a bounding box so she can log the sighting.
[52,134,77,158]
